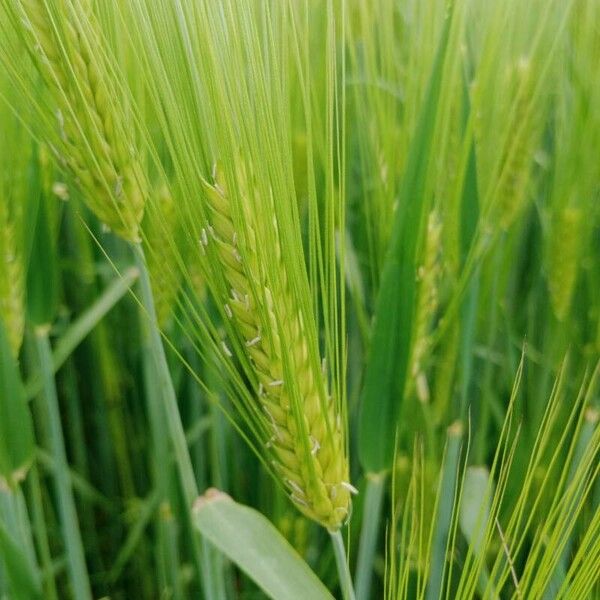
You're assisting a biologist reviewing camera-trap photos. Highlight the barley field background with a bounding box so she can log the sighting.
[0,1,599,599]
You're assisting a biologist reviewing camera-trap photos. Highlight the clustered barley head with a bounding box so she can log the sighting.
[407,209,442,403]
[17,0,146,242]
[200,164,354,530]
[495,57,541,230]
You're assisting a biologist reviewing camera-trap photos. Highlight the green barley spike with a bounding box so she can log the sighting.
[17,0,146,242]
[201,165,353,530]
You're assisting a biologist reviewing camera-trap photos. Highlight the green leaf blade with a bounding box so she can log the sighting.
[193,489,334,600]
[0,318,35,488]
[358,8,455,473]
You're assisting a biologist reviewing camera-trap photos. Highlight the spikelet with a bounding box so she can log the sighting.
[0,199,24,357]
[547,206,583,322]
[17,0,146,241]
[201,166,352,530]
[407,209,442,403]
[495,58,540,230]
[144,184,181,328]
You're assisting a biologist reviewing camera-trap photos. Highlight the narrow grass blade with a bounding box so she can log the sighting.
[193,489,334,600]
[0,318,34,488]
[34,330,92,600]
[0,518,42,600]
[358,6,455,473]
[26,191,58,328]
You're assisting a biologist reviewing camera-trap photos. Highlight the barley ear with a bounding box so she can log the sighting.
[201,166,352,530]
[495,58,541,230]
[17,0,146,241]
[407,209,442,403]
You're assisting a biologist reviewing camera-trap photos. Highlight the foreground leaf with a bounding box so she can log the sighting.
[193,489,333,600]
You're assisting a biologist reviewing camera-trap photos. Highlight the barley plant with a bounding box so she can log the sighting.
[0,0,599,599]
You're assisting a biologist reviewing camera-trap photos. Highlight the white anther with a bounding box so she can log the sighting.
[114,176,123,198]
[341,481,359,495]
[52,182,69,201]
[310,436,321,455]
[207,225,216,239]
[246,336,261,347]
[258,383,264,396]
[290,493,308,508]
[268,380,284,387]
[211,162,217,180]
[221,342,232,357]
[233,250,242,263]
[224,303,233,318]
[200,228,208,246]
[232,232,238,246]
[262,406,281,438]
[287,479,305,497]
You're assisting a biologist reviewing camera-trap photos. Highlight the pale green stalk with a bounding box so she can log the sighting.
[330,530,356,600]
[34,329,91,600]
[133,243,226,599]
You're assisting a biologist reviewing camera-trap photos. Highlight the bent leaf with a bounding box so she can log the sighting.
[193,489,333,600]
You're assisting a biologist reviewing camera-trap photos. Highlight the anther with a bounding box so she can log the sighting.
[341,481,359,495]
[290,493,308,508]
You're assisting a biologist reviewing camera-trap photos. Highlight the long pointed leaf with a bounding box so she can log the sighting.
[358,7,456,472]
[193,489,333,600]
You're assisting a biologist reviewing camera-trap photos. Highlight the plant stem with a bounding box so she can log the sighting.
[133,244,198,502]
[355,472,386,600]
[133,244,226,599]
[35,328,92,600]
[330,529,356,600]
